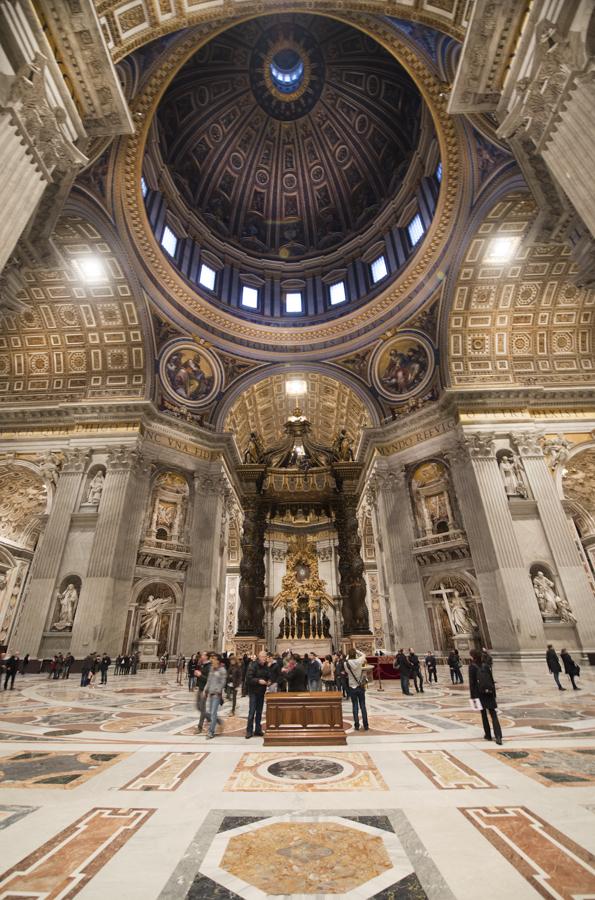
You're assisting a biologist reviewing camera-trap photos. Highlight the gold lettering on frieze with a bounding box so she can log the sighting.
[142,427,215,460]
[460,410,595,423]
[377,418,457,455]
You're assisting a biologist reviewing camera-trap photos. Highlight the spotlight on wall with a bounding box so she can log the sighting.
[285,378,307,397]
[485,237,518,262]
[75,256,106,282]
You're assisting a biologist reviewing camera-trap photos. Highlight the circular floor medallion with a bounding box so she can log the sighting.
[265,757,345,781]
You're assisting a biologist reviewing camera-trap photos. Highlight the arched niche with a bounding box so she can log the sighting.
[409,458,458,539]
[47,575,82,634]
[127,579,182,659]
[144,470,190,545]
[80,464,107,509]
[424,572,488,653]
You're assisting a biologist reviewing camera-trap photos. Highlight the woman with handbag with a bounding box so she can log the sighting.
[345,648,373,731]
[469,648,502,744]
[560,648,581,690]
[321,655,335,691]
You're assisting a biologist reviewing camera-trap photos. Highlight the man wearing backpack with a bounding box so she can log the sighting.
[345,648,371,730]
[469,648,502,744]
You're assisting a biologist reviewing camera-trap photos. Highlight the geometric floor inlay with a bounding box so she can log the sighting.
[488,747,595,786]
[0,803,37,830]
[196,813,426,899]
[122,752,208,791]
[0,750,127,789]
[406,749,495,789]
[461,806,595,900]
[225,752,387,792]
[0,807,154,897]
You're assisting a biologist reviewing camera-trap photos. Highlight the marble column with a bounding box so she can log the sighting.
[181,471,225,651]
[449,434,543,654]
[70,446,150,657]
[12,449,89,656]
[513,432,595,649]
[370,461,432,651]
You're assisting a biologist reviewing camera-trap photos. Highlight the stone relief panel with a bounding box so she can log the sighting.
[448,193,594,387]
[0,558,30,647]
[146,471,189,543]
[409,460,457,538]
[0,464,47,551]
[496,448,529,499]
[562,447,595,522]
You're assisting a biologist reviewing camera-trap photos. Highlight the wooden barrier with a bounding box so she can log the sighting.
[264,691,346,746]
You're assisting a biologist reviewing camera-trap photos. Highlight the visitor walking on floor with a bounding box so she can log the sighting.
[546,644,566,691]
[321,655,335,690]
[3,652,19,690]
[245,650,270,738]
[424,651,437,683]
[99,653,111,685]
[20,653,29,676]
[205,654,227,740]
[226,654,242,714]
[409,648,424,693]
[176,654,186,685]
[560,648,581,690]
[468,648,502,744]
[195,652,211,733]
[345,648,371,730]
[394,648,412,695]
[448,649,464,684]
[306,652,322,691]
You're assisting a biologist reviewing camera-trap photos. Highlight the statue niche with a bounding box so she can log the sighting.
[134,583,176,659]
[146,471,189,544]
[273,536,334,643]
[50,575,82,632]
[410,460,456,537]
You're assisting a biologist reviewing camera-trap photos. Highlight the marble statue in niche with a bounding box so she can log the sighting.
[498,451,528,498]
[139,594,171,640]
[449,589,478,634]
[532,570,576,622]
[51,582,79,631]
[243,431,265,463]
[332,429,354,461]
[85,470,105,505]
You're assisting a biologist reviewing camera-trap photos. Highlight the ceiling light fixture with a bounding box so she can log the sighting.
[486,237,518,262]
[285,378,307,396]
[76,256,106,282]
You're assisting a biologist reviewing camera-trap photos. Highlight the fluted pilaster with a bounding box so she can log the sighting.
[514,432,595,647]
[181,471,226,650]
[372,463,432,649]
[449,434,543,652]
[12,449,89,655]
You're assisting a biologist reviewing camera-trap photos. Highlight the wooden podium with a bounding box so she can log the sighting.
[264,691,346,746]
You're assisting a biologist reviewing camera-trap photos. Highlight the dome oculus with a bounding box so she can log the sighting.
[270,48,305,93]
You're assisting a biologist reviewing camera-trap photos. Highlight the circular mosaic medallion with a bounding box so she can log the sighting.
[265,758,345,781]
[371,332,435,402]
[159,340,222,408]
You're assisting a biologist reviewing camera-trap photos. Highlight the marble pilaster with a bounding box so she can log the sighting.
[70,446,150,657]
[371,462,432,651]
[180,471,225,652]
[12,449,89,656]
[514,432,595,649]
[449,434,543,653]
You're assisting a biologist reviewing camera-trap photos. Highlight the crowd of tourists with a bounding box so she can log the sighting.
[0,642,584,748]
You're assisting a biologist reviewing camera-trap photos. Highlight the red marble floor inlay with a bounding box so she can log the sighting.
[461,806,595,900]
[0,807,154,898]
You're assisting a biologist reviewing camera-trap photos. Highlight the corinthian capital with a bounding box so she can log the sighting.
[62,448,91,473]
[193,472,227,496]
[106,445,142,471]
[512,431,544,458]
[463,432,496,458]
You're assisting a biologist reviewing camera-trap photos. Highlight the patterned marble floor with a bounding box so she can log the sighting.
[1,663,594,899]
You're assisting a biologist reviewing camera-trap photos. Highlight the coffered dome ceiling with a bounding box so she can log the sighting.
[152,14,423,264]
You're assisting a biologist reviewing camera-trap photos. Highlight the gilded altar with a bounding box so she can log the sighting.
[273,536,335,647]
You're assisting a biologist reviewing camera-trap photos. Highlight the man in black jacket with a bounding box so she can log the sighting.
[409,648,424,693]
[99,653,111,685]
[245,650,270,738]
[546,644,565,690]
[394,649,412,695]
[424,651,437,683]
[3,652,19,690]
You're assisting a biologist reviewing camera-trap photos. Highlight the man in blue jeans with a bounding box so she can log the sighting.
[245,650,270,738]
[306,652,322,691]
[344,648,370,730]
